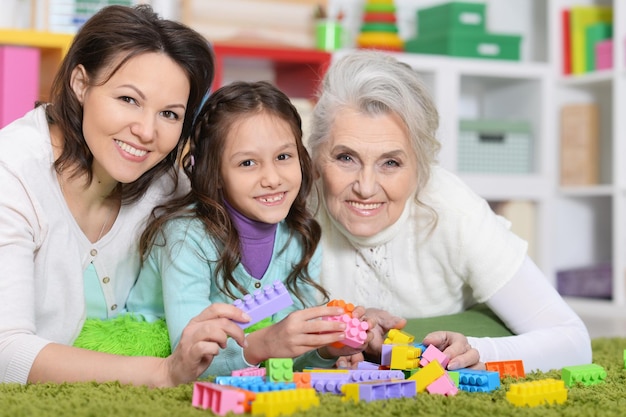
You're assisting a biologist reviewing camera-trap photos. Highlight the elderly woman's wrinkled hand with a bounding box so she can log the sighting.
[422,331,484,370]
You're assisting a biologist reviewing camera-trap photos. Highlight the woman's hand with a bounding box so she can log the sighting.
[162,303,250,385]
[358,308,406,360]
[243,305,349,365]
[422,331,483,370]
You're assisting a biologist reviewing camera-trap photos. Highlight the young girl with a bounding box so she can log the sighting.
[127,81,371,376]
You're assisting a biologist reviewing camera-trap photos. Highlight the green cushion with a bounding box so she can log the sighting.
[402,304,513,341]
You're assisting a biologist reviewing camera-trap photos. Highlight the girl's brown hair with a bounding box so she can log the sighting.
[140,81,328,307]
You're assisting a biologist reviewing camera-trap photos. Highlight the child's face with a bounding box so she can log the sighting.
[220,112,302,224]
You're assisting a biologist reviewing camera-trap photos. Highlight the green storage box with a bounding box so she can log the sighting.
[405,32,521,61]
[417,2,486,37]
[458,120,533,174]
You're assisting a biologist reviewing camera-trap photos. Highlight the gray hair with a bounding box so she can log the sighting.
[309,50,441,196]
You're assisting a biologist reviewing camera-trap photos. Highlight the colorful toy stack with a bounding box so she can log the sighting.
[356,0,403,51]
[195,289,613,414]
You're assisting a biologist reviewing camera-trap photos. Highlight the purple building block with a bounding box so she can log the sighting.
[312,378,346,394]
[348,369,405,382]
[349,380,416,402]
[381,344,394,366]
[232,281,293,329]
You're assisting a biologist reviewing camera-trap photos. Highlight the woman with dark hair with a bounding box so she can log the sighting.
[0,5,248,386]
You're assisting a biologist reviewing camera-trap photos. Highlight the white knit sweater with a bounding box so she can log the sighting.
[0,107,185,383]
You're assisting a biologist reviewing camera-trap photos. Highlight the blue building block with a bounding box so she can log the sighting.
[458,369,500,392]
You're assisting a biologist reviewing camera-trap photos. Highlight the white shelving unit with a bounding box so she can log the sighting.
[549,0,626,318]
[335,0,556,282]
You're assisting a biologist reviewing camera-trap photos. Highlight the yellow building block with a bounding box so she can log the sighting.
[506,378,567,407]
[251,389,319,417]
[390,345,420,370]
[384,329,415,344]
[408,360,445,393]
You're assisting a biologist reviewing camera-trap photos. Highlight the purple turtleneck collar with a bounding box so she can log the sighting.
[224,199,277,279]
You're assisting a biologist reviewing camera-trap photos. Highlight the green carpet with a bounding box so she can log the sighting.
[0,337,624,417]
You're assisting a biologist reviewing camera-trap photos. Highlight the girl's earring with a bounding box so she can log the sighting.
[190,155,195,170]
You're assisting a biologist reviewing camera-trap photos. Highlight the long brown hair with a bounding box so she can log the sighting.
[46,4,214,204]
[140,81,328,307]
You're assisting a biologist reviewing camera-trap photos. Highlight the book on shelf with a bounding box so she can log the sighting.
[562,8,571,75]
[559,103,599,186]
[569,5,613,75]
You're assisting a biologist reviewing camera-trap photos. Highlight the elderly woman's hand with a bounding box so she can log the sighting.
[354,308,406,361]
[422,331,484,370]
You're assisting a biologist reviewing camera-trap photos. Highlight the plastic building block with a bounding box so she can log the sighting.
[390,345,421,370]
[457,369,500,392]
[215,376,264,386]
[214,375,295,392]
[485,360,525,379]
[506,378,567,407]
[561,363,607,387]
[312,378,346,394]
[232,281,293,329]
[348,369,405,382]
[342,379,416,403]
[251,388,319,417]
[427,373,459,396]
[384,328,415,344]
[327,299,355,315]
[292,372,312,389]
[420,344,450,369]
[447,371,459,387]
[325,313,369,348]
[232,367,266,377]
[266,358,294,383]
[408,359,445,393]
[381,344,394,366]
[192,382,254,415]
[356,361,381,370]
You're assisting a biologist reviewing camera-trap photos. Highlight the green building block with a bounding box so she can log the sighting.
[266,358,294,383]
[561,363,607,387]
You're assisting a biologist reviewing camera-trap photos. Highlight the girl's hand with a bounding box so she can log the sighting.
[422,331,483,370]
[243,305,348,364]
[319,305,375,359]
[162,303,250,385]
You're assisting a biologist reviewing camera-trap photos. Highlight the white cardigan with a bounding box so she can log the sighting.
[317,166,591,371]
[0,107,184,383]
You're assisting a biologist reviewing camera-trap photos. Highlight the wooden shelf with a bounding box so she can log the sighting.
[0,29,73,102]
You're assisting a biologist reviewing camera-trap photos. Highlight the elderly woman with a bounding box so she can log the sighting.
[308,50,591,372]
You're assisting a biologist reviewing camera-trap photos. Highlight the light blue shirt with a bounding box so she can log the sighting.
[127,215,334,376]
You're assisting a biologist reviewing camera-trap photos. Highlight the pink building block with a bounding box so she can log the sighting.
[426,373,459,396]
[0,46,40,128]
[595,39,613,70]
[420,344,450,369]
[232,366,266,377]
[192,382,250,415]
[325,313,369,348]
[232,281,293,329]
